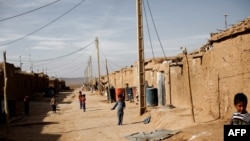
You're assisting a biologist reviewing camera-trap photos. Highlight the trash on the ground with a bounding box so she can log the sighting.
[143,116,151,124]
[125,129,181,141]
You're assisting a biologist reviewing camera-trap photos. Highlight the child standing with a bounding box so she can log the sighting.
[81,94,86,112]
[111,94,126,125]
[23,96,30,116]
[230,93,250,125]
[50,96,57,113]
[78,91,82,109]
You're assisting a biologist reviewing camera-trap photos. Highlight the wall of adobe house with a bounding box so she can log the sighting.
[186,50,220,121]
[169,64,190,107]
[102,32,250,122]
[207,34,250,119]
[179,33,250,121]
[142,59,191,108]
[142,33,250,121]
[106,68,136,89]
[122,68,135,87]
[108,73,117,88]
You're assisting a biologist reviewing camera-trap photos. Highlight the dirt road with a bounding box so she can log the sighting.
[0,88,226,141]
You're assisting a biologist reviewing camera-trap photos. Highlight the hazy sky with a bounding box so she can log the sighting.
[0,0,249,78]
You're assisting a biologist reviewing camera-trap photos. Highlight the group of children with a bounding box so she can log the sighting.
[76,88,249,126]
[111,92,250,125]
[77,89,126,125]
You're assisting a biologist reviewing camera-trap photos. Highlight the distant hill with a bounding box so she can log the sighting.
[61,77,84,87]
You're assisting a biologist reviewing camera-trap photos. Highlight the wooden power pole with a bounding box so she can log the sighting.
[88,58,91,87]
[184,48,195,123]
[105,58,110,102]
[3,51,10,133]
[96,37,101,95]
[89,56,93,93]
[137,0,146,115]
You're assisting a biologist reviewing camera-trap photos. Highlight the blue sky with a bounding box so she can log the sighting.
[0,0,249,78]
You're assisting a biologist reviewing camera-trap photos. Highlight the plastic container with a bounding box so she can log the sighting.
[115,88,123,101]
[146,87,158,106]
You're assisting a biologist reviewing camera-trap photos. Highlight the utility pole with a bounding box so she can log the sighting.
[105,58,110,102]
[29,54,33,72]
[183,47,195,123]
[224,14,228,29]
[19,56,22,70]
[88,57,90,90]
[137,0,146,115]
[3,51,10,133]
[84,66,87,85]
[87,59,90,87]
[96,37,101,95]
[90,56,93,93]
[168,64,172,106]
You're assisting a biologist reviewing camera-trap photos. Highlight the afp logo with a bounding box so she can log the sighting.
[224,125,250,141]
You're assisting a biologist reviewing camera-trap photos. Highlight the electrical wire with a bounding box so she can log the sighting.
[47,59,86,77]
[0,0,61,22]
[96,0,124,75]
[108,60,122,72]
[98,0,124,37]
[146,0,166,58]
[0,0,87,47]
[99,47,123,72]
[143,0,155,59]
[34,41,93,62]
[33,45,91,69]
[19,43,94,77]
[7,41,94,63]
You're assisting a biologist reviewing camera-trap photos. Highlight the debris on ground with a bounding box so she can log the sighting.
[125,129,181,141]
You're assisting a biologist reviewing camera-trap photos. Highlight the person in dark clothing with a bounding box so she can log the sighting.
[78,91,82,109]
[111,94,126,125]
[81,94,86,112]
[24,96,30,116]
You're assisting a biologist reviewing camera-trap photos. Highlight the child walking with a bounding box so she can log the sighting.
[230,93,250,125]
[111,94,126,125]
[23,96,30,116]
[50,95,57,114]
[78,91,82,109]
[81,94,86,112]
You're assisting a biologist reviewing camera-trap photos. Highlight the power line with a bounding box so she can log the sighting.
[98,0,124,37]
[0,0,87,47]
[96,0,124,73]
[143,0,155,59]
[7,41,94,63]
[0,0,61,22]
[34,44,92,68]
[146,0,166,58]
[32,46,91,77]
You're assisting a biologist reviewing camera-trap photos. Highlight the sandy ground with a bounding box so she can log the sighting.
[0,88,227,141]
